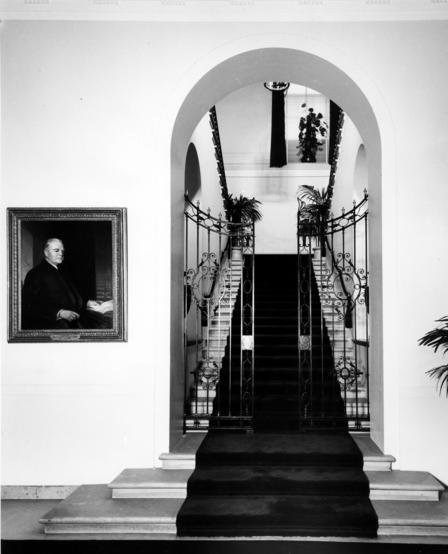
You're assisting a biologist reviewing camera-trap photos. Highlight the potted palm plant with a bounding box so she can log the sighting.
[297,185,331,247]
[296,185,330,221]
[419,316,448,395]
[297,104,328,163]
[223,194,262,259]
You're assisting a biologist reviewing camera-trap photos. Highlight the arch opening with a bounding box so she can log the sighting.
[170,47,383,448]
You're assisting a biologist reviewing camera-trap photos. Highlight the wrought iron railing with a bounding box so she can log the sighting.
[327,107,345,205]
[209,106,230,216]
[297,193,369,430]
[184,196,255,431]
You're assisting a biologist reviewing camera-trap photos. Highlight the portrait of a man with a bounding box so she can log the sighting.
[22,238,112,330]
[8,208,127,342]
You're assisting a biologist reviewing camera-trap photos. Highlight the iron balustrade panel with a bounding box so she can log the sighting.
[184,196,255,432]
[297,194,370,431]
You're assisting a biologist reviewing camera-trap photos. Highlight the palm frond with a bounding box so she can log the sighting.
[224,194,262,223]
[418,324,448,355]
[420,316,448,395]
[297,185,329,206]
[426,365,448,396]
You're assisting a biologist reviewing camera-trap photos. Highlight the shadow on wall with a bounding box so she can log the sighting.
[185,143,202,200]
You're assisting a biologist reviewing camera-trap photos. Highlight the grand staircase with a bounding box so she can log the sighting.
[176,254,378,537]
[38,254,447,539]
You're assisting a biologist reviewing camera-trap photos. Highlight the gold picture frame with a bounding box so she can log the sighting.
[8,208,127,343]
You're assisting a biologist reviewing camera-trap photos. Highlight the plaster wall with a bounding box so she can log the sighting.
[1,20,448,486]
[216,84,329,254]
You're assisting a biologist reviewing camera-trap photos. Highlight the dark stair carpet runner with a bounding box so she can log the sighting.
[177,254,378,537]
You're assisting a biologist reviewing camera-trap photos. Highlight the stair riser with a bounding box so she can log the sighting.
[112,489,187,499]
[43,523,177,534]
[188,484,369,496]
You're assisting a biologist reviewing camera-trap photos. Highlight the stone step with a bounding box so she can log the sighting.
[183,418,209,431]
[210,318,231,325]
[39,485,448,537]
[159,433,395,472]
[206,326,233,333]
[367,471,444,501]
[190,388,217,399]
[39,485,182,534]
[374,493,448,536]
[352,434,396,471]
[109,469,193,499]
[108,469,444,502]
[189,403,214,415]
[159,433,206,469]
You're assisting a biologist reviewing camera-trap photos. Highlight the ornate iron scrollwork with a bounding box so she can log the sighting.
[184,195,255,432]
[297,193,370,431]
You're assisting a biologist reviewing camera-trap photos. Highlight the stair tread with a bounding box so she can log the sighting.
[366,471,445,491]
[109,468,193,490]
[196,432,363,463]
[39,485,183,523]
[188,465,370,493]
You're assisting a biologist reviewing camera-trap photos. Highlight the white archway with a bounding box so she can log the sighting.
[169,40,397,454]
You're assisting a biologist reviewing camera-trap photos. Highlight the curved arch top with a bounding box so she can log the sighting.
[170,39,393,169]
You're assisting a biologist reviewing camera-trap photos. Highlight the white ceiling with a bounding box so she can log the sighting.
[1,0,448,22]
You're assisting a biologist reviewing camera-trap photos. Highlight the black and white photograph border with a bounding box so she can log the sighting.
[7,207,127,343]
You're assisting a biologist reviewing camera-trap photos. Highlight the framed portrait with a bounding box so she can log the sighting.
[8,208,127,343]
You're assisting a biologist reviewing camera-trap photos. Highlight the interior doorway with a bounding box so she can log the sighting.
[170,46,383,449]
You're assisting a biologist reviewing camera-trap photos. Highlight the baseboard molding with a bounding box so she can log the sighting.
[1,485,77,500]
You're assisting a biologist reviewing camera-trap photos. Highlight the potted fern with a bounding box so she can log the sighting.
[297,104,328,163]
[419,316,448,395]
[223,194,262,259]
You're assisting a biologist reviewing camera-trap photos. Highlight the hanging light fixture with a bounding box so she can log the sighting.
[264,82,290,167]
[264,82,290,92]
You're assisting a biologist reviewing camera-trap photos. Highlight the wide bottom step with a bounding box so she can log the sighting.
[40,485,182,535]
[177,494,378,537]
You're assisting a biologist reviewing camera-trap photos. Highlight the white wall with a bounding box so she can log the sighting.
[2,20,448,486]
[1,21,168,484]
[217,85,330,254]
[216,83,271,167]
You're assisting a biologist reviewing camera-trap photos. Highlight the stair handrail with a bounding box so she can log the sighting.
[326,107,345,206]
[209,106,230,218]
